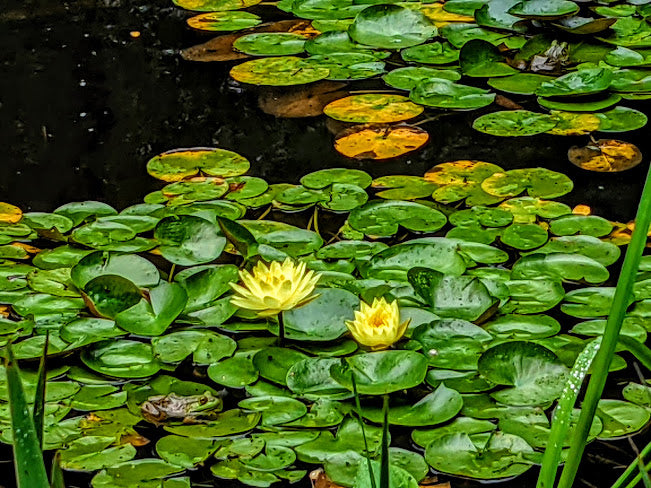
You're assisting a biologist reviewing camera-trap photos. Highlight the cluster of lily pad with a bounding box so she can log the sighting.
[174,0,650,159]
[0,147,650,487]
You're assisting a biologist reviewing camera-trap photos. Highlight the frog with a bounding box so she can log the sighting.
[141,391,223,425]
[530,40,570,73]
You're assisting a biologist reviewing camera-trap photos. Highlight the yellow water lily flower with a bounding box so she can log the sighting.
[230,258,320,317]
[346,297,409,350]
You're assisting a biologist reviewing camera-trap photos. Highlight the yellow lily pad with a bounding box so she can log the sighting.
[334,124,429,160]
[323,94,424,123]
[146,148,250,182]
[230,56,330,86]
[0,203,22,224]
[568,139,643,172]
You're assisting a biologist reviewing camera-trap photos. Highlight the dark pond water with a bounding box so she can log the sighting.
[0,0,649,487]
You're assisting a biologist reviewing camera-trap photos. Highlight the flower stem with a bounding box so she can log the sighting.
[278,313,286,347]
[168,264,176,282]
[380,394,390,488]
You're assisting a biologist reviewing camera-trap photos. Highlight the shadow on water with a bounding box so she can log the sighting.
[0,1,649,487]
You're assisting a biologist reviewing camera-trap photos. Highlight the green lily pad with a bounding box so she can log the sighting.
[550,215,613,237]
[305,30,384,56]
[208,354,259,388]
[499,196,571,224]
[301,168,372,189]
[488,73,554,95]
[383,67,461,90]
[233,33,306,56]
[239,220,323,256]
[81,340,162,378]
[622,382,651,408]
[59,436,136,471]
[401,41,460,64]
[483,314,561,339]
[596,399,651,438]
[54,201,117,226]
[115,281,187,336]
[348,200,447,237]
[187,11,262,31]
[239,396,307,426]
[155,216,225,266]
[412,417,496,448]
[536,68,613,97]
[303,54,385,80]
[473,110,558,136]
[286,357,351,397]
[459,39,518,77]
[412,318,494,370]
[425,431,534,479]
[512,253,609,283]
[441,23,520,48]
[504,279,565,314]
[253,347,309,385]
[482,168,574,199]
[561,287,621,318]
[156,436,217,469]
[478,341,569,406]
[348,5,436,49]
[71,385,127,411]
[538,94,622,112]
[409,268,497,322]
[152,329,236,364]
[83,275,142,319]
[360,384,463,426]
[410,79,495,110]
[595,106,648,132]
[277,287,359,341]
[71,251,159,289]
[509,0,579,19]
[165,409,261,437]
[475,0,526,32]
[173,0,262,11]
[330,350,428,395]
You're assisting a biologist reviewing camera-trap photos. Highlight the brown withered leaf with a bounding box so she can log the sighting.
[309,469,345,488]
[181,34,249,62]
[495,94,523,110]
[258,81,348,118]
[120,433,150,447]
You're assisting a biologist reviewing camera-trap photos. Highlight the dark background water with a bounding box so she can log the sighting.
[1,0,650,220]
[0,0,649,487]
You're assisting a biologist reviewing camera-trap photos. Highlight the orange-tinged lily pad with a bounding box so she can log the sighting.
[0,202,22,224]
[568,139,643,172]
[335,124,428,159]
[324,94,424,124]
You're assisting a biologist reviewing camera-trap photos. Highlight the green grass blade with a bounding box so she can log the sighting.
[351,373,377,488]
[536,338,602,488]
[5,344,50,488]
[558,163,651,488]
[50,452,65,488]
[33,332,49,450]
[619,336,651,370]
[611,441,651,488]
[380,394,390,488]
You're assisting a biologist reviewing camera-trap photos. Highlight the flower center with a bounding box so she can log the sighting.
[368,310,387,328]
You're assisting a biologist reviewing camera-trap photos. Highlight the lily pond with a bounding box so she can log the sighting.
[2,0,651,487]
